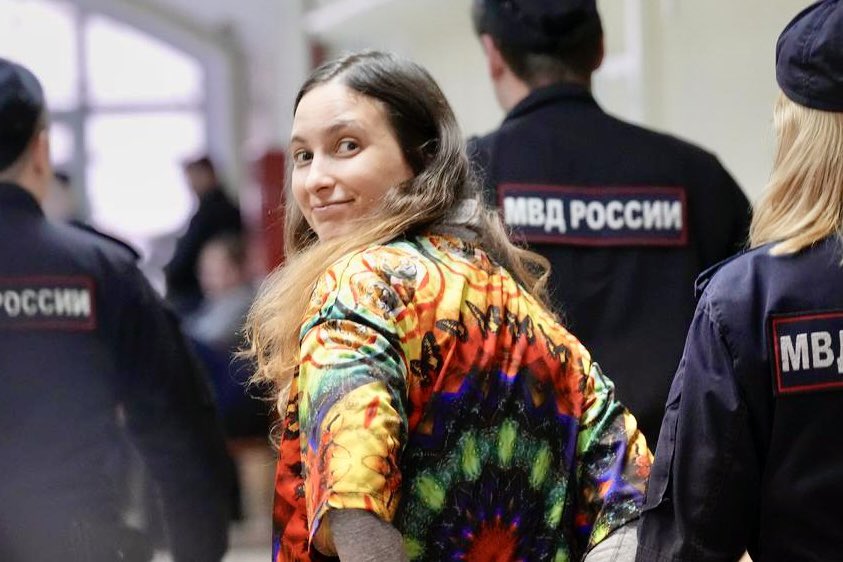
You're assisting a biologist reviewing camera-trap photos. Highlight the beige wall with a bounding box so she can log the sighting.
[642,0,810,200]
[308,0,813,202]
[132,0,814,201]
[310,0,501,140]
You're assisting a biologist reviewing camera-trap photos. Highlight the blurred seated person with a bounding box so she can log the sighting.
[165,156,242,316]
[185,232,266,440]
[185,233,256,351]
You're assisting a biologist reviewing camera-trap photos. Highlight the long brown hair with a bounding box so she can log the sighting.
[245,51,549,406]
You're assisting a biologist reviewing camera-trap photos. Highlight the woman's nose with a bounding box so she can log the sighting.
[304,156,334,194]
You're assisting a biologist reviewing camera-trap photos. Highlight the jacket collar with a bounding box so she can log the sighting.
[505,82,598,122]
[0,182,44,217]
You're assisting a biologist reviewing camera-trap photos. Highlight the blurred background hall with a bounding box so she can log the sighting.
[0,0,813,560]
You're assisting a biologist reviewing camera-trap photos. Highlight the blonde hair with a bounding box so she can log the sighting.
[244,51,549,408]
[749,92,843,255]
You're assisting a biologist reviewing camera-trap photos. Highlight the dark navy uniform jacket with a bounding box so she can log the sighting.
[469,83,750,444]
[637,236,843,561]
[0,183,231,561]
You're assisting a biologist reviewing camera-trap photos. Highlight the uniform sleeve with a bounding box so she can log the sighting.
[575,357,651,554]
[636,295,761,561]
[114,267,233,562]
[297,267,410,556]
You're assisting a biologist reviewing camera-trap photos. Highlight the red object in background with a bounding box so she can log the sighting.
[250,43,325,275]
[254,149,286,272]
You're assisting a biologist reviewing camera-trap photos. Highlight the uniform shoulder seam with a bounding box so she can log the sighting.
[64,222,141,262]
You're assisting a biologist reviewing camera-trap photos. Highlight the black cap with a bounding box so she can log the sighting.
[0,57,45,170]
[776,0,843,112]
[474,0,600,53]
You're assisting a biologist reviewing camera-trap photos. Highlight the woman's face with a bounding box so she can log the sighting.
[289,81,414,241]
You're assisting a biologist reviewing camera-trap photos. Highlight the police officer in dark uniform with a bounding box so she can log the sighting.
[469,0,751,444]
[0,58,232,561]
[637,2,843,559]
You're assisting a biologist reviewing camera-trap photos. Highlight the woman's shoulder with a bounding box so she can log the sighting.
[308,234,495,317]
[701,237,843,326]
[700,241,822,306]
[323,233,484,278]
[699,240,795,298]
[320,237,429,287]
[306,237,433,315]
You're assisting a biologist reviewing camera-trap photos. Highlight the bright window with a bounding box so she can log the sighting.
[86,112,203,236]
[86,15,203,107]
[49,122,75,168]
[0,0,79,111]
[0,0,208,261]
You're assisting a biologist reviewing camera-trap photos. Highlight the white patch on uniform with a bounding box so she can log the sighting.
[498,184,688,247]
[0,277,96,331]
[771,311,843,395]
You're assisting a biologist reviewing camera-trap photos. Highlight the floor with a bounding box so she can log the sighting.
[224,444,275,561]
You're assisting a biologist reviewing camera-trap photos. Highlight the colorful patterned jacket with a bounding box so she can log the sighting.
[273,233,651,562]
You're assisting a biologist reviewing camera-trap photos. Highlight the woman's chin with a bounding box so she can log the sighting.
[314,223,353,242]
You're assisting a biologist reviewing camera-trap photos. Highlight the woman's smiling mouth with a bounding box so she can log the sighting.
[312,200,354,215]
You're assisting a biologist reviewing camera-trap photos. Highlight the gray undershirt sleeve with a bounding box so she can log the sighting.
[583,520,639,562]
[328,509,409,562]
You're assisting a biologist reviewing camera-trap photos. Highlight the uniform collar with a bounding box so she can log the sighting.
[0,181,44,216]
[505,82,597,122]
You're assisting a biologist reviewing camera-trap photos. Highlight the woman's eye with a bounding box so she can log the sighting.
[337,139,359,153]
[292,150,312,165]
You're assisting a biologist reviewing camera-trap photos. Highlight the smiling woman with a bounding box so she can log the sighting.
[288,82,413,240]
[245,51,651,562]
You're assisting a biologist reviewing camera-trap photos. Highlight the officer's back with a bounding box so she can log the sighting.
[640,238,843,560]
[0,58,231,561]
[469,0,751,443]
[638,2,843,558]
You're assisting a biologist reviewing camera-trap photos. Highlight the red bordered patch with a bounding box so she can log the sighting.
[498,184,689,247]
[769,310,843,395]
[0,276,97,331]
